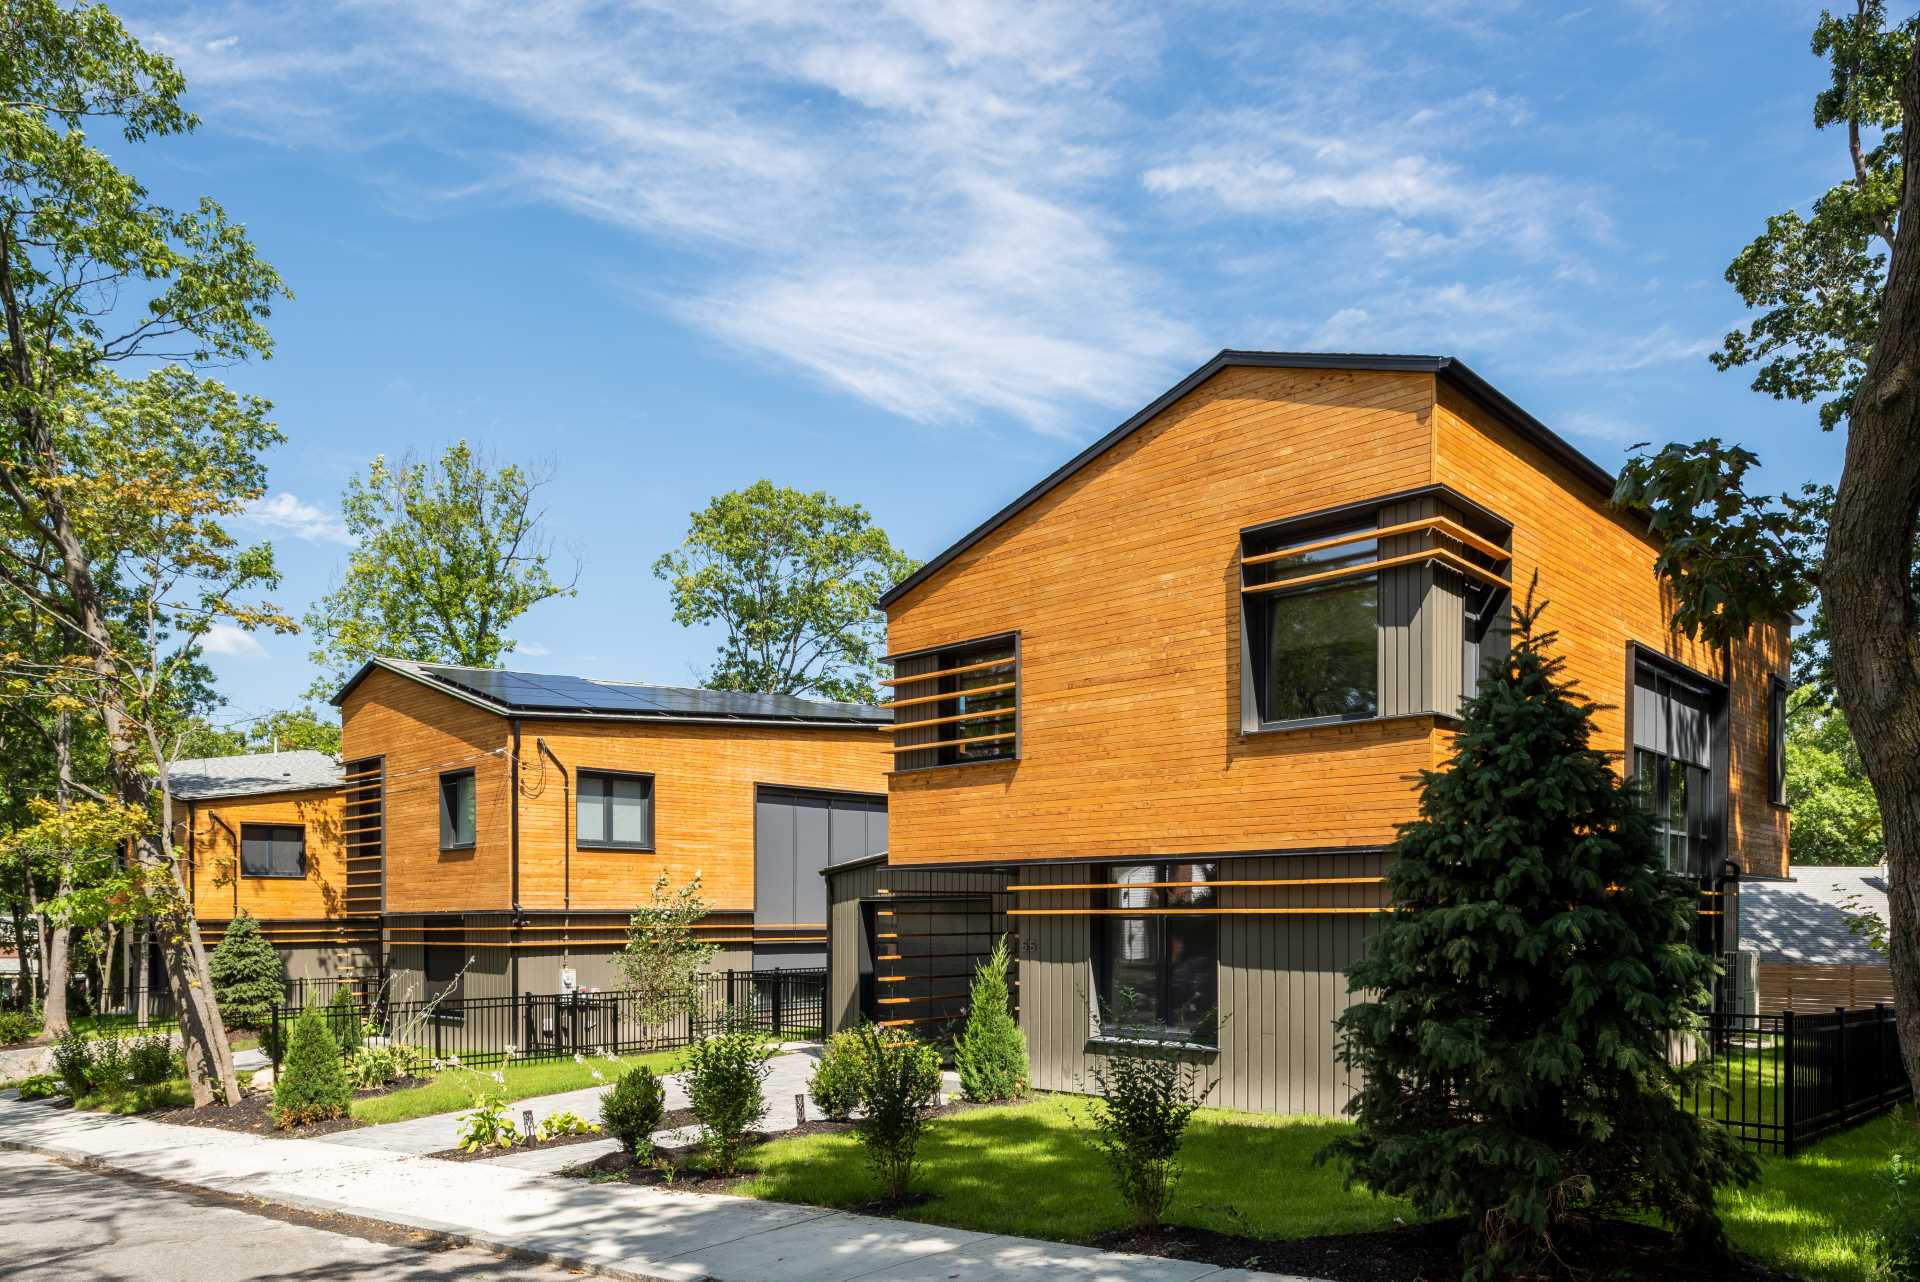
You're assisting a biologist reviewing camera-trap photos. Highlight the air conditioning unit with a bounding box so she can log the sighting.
[1719,948,1759,1018]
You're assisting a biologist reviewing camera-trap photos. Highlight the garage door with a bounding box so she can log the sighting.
[754,788,886,969]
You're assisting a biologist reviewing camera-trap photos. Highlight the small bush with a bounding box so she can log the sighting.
[52,1032,95,1093]
[537,1110,600,1141]
[0,1010,43,1044]
[16,1073,62,1100]
[88,1036,130,1093]
[851,1025,943,1201]
[601,1064,667,1158]
[208,910,285,1029]
[273,1007,352,1128]
[1873,1152,1920,1282]
[344,1041,409,1090]
[684,1032,772,1175]
[1084,1053,1211,1229]
[809,1030,865,1121]
[124,1035,179,1086]
[953,935,1028,1103]
[456,1093,522,1152]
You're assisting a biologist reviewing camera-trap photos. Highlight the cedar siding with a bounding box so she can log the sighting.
[884,364,1442,864]
[186,787,350,924]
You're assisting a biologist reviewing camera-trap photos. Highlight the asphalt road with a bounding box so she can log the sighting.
[0,1149,589,1282]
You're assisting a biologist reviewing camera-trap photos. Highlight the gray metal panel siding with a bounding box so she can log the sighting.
[1377,496,1435,719]
[1021,854,1386,1117]
[755,792,798,932]
[826,861,886,1033]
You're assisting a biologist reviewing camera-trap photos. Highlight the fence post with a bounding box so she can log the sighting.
[1781,1009,1795,1155]
[1834,1006,1849,1125]
[771,973,784,1040]
[270,1003,281,1072]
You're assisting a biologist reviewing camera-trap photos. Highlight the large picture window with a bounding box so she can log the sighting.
[1095,862,1218,1046]
[577,770,654,849]
[240,823,305,879]
[439,769,476,849]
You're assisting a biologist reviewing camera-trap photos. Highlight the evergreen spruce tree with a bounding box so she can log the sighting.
[273,1006,352,1128]
[954,935,1029,1102]
[1323,597,1756,1278]
[207,911,285,1030]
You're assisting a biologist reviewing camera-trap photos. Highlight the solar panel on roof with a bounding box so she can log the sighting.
[412,662,888,722]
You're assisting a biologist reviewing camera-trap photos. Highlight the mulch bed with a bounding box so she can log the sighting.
[425,1108,702,1163]
[145,1077,429,1138]
[1090,1218,1804,1282]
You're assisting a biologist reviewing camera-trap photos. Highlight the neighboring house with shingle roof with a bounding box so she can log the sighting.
[1740,867,1893,1011]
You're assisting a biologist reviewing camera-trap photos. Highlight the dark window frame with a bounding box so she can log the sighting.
[439,768,477,850]
[422,931,465,1023]
[1767,676,1790,808]
[1625,646,1730,881]
[576,768,656,851]
[239,822,305,879]
[1245,566,1383,730]
[1091,861,1220,1049]
[886,631,1021,774]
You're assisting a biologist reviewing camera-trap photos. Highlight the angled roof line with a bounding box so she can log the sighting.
[332,656,889,729]
[877,350,1617,610]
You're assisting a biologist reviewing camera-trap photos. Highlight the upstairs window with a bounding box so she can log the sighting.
[1631,655,1724,878]
[1240,492,1511,729]
[886,633,1019,771]
[439,769,477,849]
[1095,862,1218,1046]
[240,823,305,879]
[578,770,654,849]
[1768,678,1789,806]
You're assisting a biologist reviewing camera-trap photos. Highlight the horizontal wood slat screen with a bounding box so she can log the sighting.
[1240,546,1511,595]
[886,632,1019,771]
[1757,961,1897,1013]
[1007,876,1386,892]
[1008,906,1389,916]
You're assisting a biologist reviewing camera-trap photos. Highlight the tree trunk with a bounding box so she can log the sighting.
[40,712,75,1038]
[23,873,45,1011]
[1827,37,1920,1121]
[6,898,28,1013]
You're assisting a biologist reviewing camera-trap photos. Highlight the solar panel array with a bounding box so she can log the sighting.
[415,664,890,724]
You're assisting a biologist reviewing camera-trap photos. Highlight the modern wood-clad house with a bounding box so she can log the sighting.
[829,351,1792,1116]
[172,750,371,983]
[331,659,891,1004]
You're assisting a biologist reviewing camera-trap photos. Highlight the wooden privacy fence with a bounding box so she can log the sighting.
[1678,1005,1909,1154]
[269,968,826,1074]
[1758,962,1896,1013]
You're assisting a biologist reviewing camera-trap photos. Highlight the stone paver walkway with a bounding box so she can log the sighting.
[0,1093,1328,1282]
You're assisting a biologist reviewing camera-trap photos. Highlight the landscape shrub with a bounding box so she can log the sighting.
[684,1031,772,1175]
[124,1035,179,1086]
[1873,1152,1920,1282]
[808,1029,865,1120]
[1084,1053,1209,1229]
[0,1010,43,1044]
[601,1063,667,1158]
[16,1073,61,1100]
[953,935,1028,1103]
[51,1031,95,1092]
[273,1006,352,1128]
[344,1041,409,1090]
[87,1035,130,1093]
[536,1110,600,1141]
[326,987,362,1054]
[207,910,285,1029]
[851,1024,943,1201]
[455,1093,521,1152]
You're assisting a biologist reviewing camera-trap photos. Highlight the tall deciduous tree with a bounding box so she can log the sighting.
[0,2,288,1105]
[1786,690,1887,866]
[177,705,340,759]
[304,442,576,694]
[654,480,918,703]
[1325,600,1754,1279]
[1612,2,1920,1114]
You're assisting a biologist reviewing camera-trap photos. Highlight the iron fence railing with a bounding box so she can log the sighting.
[268,968,827,1074]
[1679,1005,1909,1154]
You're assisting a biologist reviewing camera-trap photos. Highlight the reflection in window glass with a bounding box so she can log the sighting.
[1097,862,1217,1045]
[1258,578,1379,723]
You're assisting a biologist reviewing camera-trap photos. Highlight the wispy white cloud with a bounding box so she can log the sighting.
[238,492,353,545]
[201,623,269,658]
[1542,323,1719,375]
[512,641,552,658]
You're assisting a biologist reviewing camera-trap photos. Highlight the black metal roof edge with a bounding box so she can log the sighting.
[820,850,891,876]
[335,656,889,727]
[876,349,1617,610]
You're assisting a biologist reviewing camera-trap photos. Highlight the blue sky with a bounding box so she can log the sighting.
[116,0,1852,729]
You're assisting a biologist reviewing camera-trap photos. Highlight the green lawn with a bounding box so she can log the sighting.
[73,1079,194,1113]
[1722,1105,1914,1282]
[734,1094,1914,1281]
[738,1095,1414,1244]
[349,1050,685,1125]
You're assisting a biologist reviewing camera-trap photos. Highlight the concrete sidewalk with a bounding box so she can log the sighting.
[0,1094,1328,1282]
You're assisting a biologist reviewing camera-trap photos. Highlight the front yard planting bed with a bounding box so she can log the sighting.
[145,1077,431,1137]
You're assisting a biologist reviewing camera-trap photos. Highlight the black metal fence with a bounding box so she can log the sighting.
[1679,1005,1910,1154]
[269,968,827,1073]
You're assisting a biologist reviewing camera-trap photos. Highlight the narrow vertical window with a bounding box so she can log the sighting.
[439,769,477,849]
[1768,678,1789,805]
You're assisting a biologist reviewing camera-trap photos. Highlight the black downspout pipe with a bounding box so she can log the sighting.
[510,720,522,1002]
[536,738,571,913]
